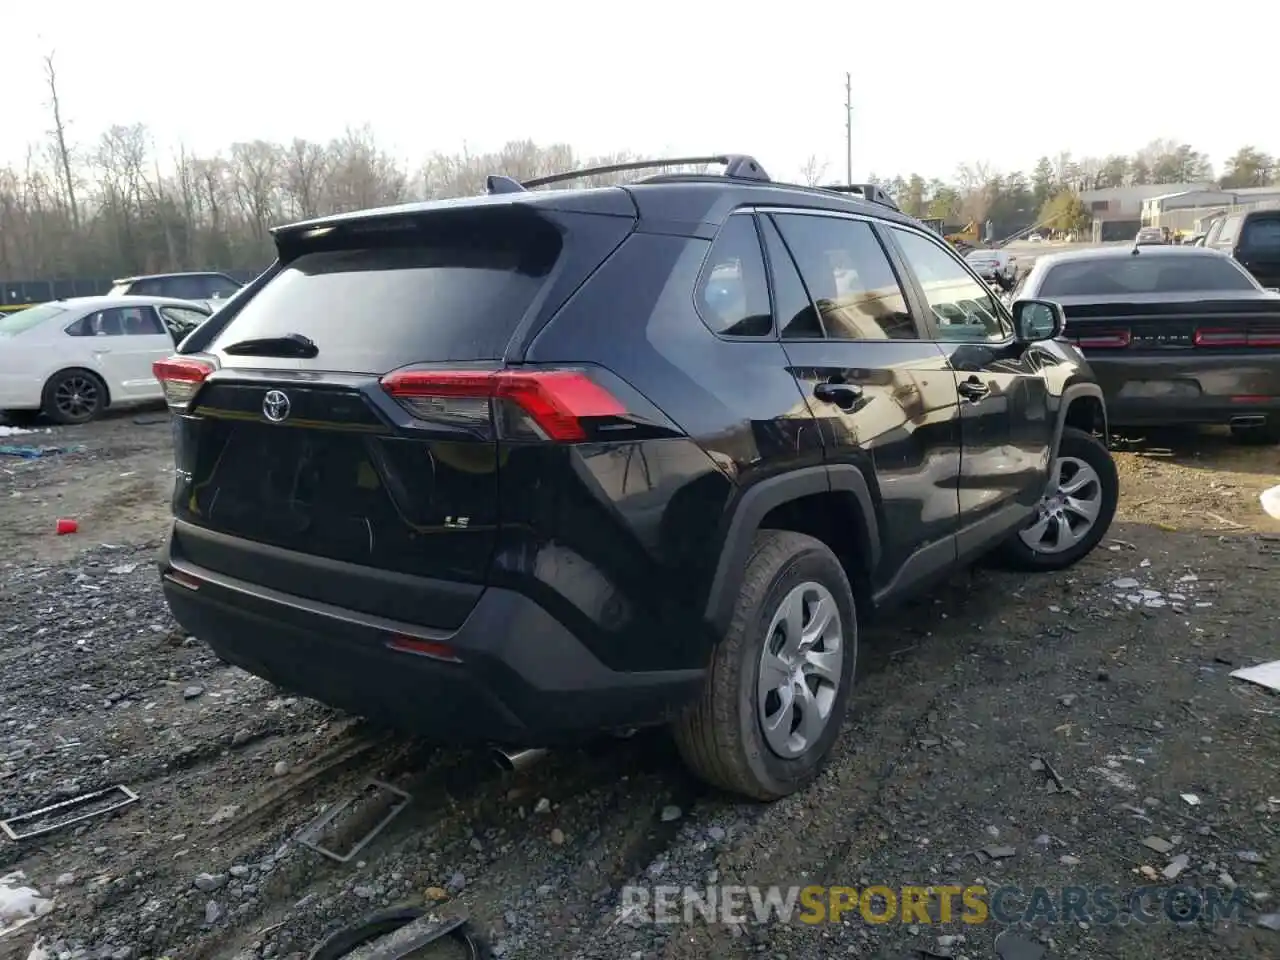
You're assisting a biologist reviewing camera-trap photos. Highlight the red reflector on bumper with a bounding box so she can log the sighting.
[386,634,462,663]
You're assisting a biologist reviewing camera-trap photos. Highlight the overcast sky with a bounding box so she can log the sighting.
[2,1,1276,185]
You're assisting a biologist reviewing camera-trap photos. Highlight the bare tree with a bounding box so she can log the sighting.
[799,155,828,187]
[43,52,80,230]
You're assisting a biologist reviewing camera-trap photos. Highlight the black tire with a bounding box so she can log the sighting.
[1229,421,1280,445]
[673,530,857,801]
[995,426,1118,572]
[41,368,107,425]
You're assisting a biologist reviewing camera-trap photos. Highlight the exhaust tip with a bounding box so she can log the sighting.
[490,747,548,773]
[1231,415,1267,427]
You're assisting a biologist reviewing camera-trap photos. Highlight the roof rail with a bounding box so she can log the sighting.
[819,183,900,211]
[485,154,770,194]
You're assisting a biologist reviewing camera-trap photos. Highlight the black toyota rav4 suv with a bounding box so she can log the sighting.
[154,155,1118,801]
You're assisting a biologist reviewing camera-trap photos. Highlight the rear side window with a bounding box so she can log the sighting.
[695,215,772,337]
[1038,255,1256,296]
[772,214,917,340]
[210,220,562,371]
[1240,217,1280,253]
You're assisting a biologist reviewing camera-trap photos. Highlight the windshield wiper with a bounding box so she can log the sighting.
[222,333,318,358]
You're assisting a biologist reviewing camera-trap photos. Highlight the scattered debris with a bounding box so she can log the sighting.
[1,785,139,841]
[54,518,78,535]
[1257,913,1280,932]
[1142,836,1175,855]
[1262,484,1280,520]
[183,684,205,700]
[994,931,1046,960]
[1230,660,1280,693]
[1163,853,1191,879]
[1180,793,1201,806]
[983,845,1017,860]
[659,804,682,822]
[297,780,412,864]
[0,871,53,938]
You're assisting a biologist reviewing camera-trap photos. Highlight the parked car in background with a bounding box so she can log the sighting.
[109,271,243,312]
[963,248,1019,290]
[1014,245,1280,443]
[1026,232,1044,243]
[1135,227,1167,246]
[151,154,1118,802]
[1206,209,1280,290]
[0,296,213,424]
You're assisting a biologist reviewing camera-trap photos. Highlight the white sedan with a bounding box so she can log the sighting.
[0,296,213,424]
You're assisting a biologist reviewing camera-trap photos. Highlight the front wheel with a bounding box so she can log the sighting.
[673,531,857,801]
[996,427,1119,572]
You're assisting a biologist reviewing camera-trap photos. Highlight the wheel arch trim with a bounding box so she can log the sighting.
[703,464,880,636]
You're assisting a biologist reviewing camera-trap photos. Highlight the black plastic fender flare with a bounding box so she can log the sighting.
[1052,382,1108,453]
[703,464,879,636]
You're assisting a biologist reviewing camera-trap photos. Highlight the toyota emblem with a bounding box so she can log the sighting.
[262,390,291,423]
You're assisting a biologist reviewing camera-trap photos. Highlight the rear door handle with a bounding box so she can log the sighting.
[813,382,863,409]
[957,377,990,402]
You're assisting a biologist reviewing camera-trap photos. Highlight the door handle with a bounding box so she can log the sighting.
[813,381,863,409]
[957,377,990,402]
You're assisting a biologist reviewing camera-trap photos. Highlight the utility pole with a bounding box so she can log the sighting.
[845,72,853,186]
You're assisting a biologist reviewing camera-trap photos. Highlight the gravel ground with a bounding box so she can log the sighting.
[1,411,1278,960]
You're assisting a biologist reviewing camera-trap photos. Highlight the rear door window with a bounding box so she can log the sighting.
[1038,255,1257,296]
[210,222,563,372]
[772,214,919,340]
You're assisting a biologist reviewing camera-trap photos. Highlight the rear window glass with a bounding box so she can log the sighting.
[1038,255,1256,297]
[211,226,561,372]
[1241,217,1280,253]
[0,302,66,337]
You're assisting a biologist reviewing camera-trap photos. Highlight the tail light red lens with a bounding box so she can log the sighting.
[1193,328,1280,348]
[1073,331,1131,349]
[153,356,215,408]
[380,369,627,442]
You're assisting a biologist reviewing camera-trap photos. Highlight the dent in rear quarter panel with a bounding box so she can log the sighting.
[506,231,824,673]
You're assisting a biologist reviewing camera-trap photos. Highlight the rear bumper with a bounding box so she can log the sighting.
[1088,353,1280,426]
[158,528,704,745]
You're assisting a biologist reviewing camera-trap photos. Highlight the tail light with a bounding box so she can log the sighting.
[1073,330,1131,349]
[380,369,627,442]
[1194,328,1280,348]
[153,356,216,409]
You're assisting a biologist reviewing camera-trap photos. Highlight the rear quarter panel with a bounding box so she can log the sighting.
[513,230,822,672]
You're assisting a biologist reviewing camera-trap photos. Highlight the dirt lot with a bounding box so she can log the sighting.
[1,410,1278,960]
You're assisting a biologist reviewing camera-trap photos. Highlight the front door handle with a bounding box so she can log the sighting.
[813,381,863,409]
[957,377,990,402]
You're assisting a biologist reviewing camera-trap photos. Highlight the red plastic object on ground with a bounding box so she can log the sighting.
[55,518,78,535]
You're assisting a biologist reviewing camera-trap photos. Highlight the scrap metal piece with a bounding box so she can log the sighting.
[1,784,138,841]
[298,780,411,864]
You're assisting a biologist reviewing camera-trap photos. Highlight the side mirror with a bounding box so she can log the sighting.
[1011,298,1065,342]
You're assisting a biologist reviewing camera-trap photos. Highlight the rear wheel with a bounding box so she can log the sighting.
[996,427,1118,571]
[1229,421,1280,445]
[42,369,106,425]
[673,530,857,801]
